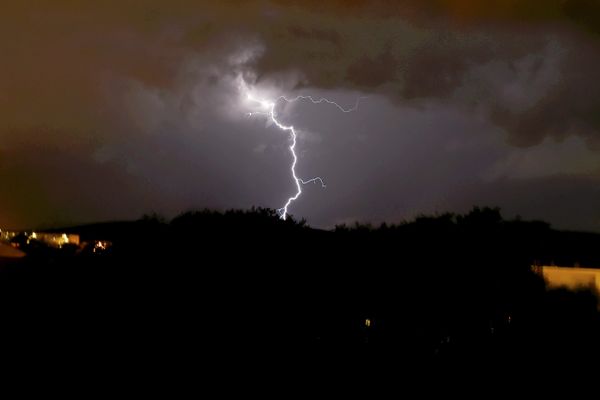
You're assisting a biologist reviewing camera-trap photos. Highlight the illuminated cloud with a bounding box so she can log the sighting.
[1,1,600,230]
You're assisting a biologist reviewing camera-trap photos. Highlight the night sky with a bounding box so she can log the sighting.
[2,1,600,231]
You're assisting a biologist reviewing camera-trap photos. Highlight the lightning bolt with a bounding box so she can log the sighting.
[240,79,361,220]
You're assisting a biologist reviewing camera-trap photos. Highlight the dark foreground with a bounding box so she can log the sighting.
[1,207,600,385]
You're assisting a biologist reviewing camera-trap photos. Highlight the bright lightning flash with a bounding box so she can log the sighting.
[240,79,361,220]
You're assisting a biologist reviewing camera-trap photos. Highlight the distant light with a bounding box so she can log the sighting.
[93,241,109,253]
[365,318,372,328]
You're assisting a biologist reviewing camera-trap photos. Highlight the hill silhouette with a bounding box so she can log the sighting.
[1,206,599,381]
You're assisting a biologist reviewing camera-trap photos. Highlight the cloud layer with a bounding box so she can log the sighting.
[1,1,600,230]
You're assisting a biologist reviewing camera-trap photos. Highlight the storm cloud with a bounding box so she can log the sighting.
[1,1,600,230]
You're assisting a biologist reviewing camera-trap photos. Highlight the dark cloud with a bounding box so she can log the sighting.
[3,1,600,145]
[1,1,600,229]
[243,3,600,147]
[563,0,600,34]
[346,48,399,88]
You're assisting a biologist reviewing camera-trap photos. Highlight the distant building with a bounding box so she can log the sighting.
[30,232,80,248]
[0,230,18,243]
[1,228,113,255]
[534,265,600,293]
[0,230,79,248]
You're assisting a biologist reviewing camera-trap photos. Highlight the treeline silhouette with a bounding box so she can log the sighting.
[1,206,599,379]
